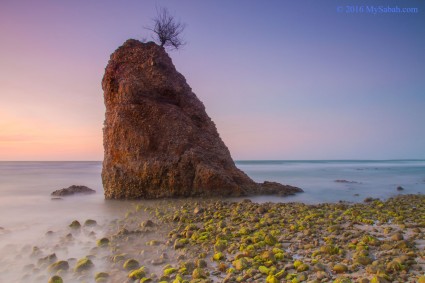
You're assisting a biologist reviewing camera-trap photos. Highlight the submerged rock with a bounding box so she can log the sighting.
[102,39,302,199]
[51,185,95,196]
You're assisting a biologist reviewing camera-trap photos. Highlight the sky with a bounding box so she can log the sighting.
[1,0,424,161]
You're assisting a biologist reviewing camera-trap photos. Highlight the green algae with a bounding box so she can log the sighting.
[74,257,94,272]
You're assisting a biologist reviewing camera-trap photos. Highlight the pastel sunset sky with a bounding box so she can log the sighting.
[1,0,424,160]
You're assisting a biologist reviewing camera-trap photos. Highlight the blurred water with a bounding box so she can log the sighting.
[235,160,425,203]
[0,160,424,282]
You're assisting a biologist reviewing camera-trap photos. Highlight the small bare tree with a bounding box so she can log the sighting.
[147,7,186,50]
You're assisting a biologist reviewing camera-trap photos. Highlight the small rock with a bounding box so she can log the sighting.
[48,260,69,273]
[123,258,140,270]
[364,197,379,203]
[84,219,97,226]
[391,232,404,241]
[48,275,63,283]
[96,237,110,247]
[396,186,404,191]
[74,257,94,272]
[95,272,109,281]
[69,220,81,229]
[193,206,204,215]
[332,263,348,273]
[141,220,155,228]
[51,185,95,196]
[151,258,165,265]
[38,253,57,265]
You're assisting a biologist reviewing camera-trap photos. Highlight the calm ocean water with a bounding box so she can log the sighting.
[0,160,424,281]
[1,159,424,230]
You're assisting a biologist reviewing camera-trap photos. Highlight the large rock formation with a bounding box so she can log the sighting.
[102,39,302,199]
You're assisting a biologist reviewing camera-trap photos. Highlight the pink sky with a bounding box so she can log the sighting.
[1,1,424,160]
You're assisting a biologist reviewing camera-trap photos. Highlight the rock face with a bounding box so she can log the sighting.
[51,185,96,196]
[102,39,302,199]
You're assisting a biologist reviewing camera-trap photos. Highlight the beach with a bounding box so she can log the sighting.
[0,161,424,282]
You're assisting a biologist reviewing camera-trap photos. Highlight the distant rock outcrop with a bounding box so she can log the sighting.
[51,185,96,196]
[102,39,302,199]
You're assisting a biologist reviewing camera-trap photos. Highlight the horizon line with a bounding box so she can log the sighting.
[0,159,424,162]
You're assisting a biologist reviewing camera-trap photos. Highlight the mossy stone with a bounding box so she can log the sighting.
[95,272,109,280]
[266,274,279,283]
[333,277,353,283]
[192,268,207,279]
[48,275,63,283]
[214,239,227,252]
[123,258,140,270]
[69,220,81,229]
[370,275,391,283]
[163,267,177,276]
[128,267,146,279]
[96,237,110,247]
[232,258,249,271]
[84,219,97,226]
[112,253,127,263]
[174,238,188,249]
[213,252,224,261]
[259,265,270,274]
[48,260,69,273]
[296,263,309,272]
[265,234,277,246]
[74,257,94,272]
[355,256,372,266]
[332,264,348,274]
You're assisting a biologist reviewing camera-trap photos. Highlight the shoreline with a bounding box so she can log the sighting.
[2,194,424,282]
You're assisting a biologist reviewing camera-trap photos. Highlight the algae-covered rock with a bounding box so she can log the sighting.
[69,220,81,229]
[174,238,188,249]
[192,268,207,279]
[212,252,225,261]
[48,275,63,283]
[266,274,279,283]
[390,232,403,241]
[214,239,227,252]
[123,258,140,270]
[333,277,353,283]
[265,234,277,246]
[95,272,109,282]
[355,256,372,266]
[74,257,94,272]
[259,265,270,275]
[48,260,69,273]
[332,263,348,273]
[96,237,110,247]
[128,267,146,279]
[296,263,309,272]
[163,267,177,276]
[38,253,57,265]
[232,258,249,271]
[112,253,127,263]
[370,275,391,283]
[84,219,97,226]
[141,220,155,228]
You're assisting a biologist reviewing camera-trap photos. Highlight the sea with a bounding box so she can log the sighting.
[0,160,424,281]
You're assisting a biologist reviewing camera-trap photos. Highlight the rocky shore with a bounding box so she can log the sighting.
[6,194,425,283]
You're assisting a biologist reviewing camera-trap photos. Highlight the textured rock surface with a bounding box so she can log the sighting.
[102,39,302,199]
[51,185,96,196]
